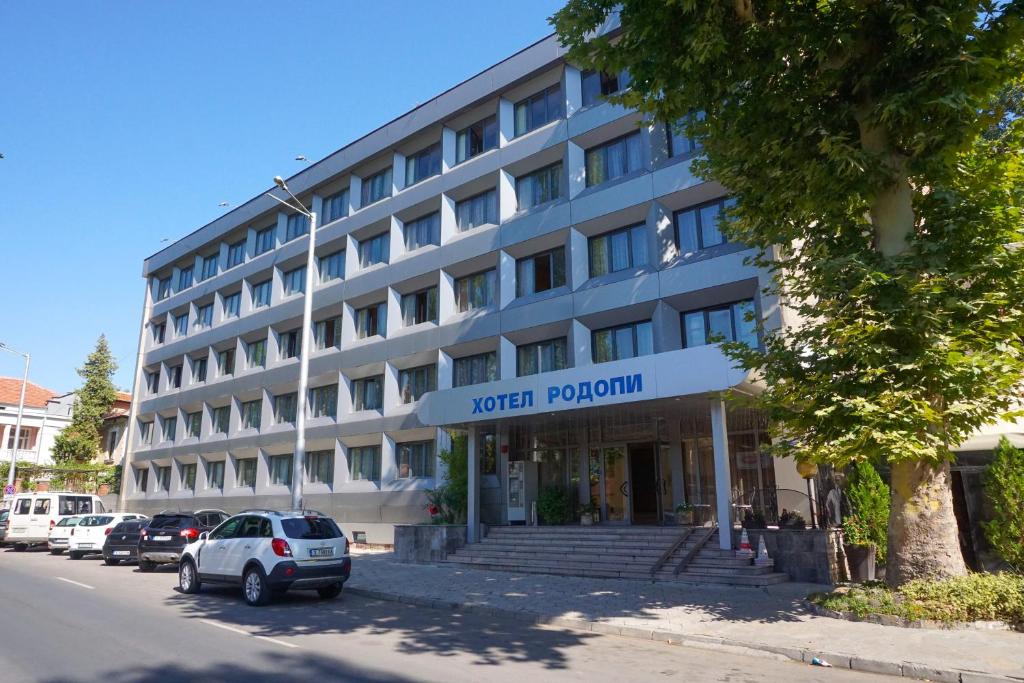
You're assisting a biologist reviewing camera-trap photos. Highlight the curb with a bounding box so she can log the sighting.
[346,586,1022,683]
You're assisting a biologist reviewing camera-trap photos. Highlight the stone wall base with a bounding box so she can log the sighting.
[394,524,468,563]
[732,528,841,584]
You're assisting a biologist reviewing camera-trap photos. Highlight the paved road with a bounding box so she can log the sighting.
[0,547,889,683]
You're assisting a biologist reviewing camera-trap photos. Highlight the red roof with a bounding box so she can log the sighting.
[0,377,57,409]
[116,391,132,403]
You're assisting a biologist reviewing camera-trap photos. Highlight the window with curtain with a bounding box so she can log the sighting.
[355,303,386,339]
[516,247,565,297]
[455,189,498,231]
[349,446,381,482]
[147,369,160,394]
[674,197,737,255]
[279,329,300,359]
[580,69,632,107]
[359,232,389,267]
[455,116,498,163]
[194,304,213,329]
[139,421,153,444]
[192,357,207,383]
[682,300,758,349]
[241,399,262,430]
[403,212,440,251]
[516,337,568,376]
[200,254,218,281]
[589,224,648,277]
[252,279,272,308]
[310,384,338,419]
[399,364,436,403]
[592,321,654,363]
[318,250,344,282]
[453,352,497,387]
[283,266,306,296]
[178,266,194,291]
[223,292,241,318]
[157,466,171,491]
[405,143,441,186]
[285,212,310,241]
[352,376,383,411]
[212,406,230,434]
[254,226,276,255]
[269,454,293,487]
[236,458,257,487]
[314,317,340,350]
[227,239,246,268]
[516,163,563,211]
[168,365,182,389]
[360,167,392,206]
[585,131,644,187]
[514,84,563,136]
[401,287,438,326]
[454,269,496,312]
[185,411,201,438]
[181,463,197,491]
[174,313,188,337]
[162,416,177,442]
[322,188,349,224]
[274,393,297,424]
[246,339,267,368]
[668,111,706,157]
[306,450,334,484]
[208,460,225,489]
[397,441,435,479]
[152,322,165,344]
[217,348,235,376]
[157,277,171,301]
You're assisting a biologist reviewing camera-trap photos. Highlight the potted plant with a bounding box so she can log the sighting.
[674,502,694,525]
[842,461,889,580]
[842,514,877,581]
[742,510,768,529]
[778,509,807,529]
[579,501,598,526]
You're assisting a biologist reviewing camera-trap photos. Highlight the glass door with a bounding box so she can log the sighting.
[602,446,629,523]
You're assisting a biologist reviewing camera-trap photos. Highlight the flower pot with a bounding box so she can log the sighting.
[97,483,111,496]
[580,513,594,526]
[676,511,694,525]
[845,544,877,582]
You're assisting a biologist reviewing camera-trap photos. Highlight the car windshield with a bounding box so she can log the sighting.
[281,517,342,540]
[80,515,114,527]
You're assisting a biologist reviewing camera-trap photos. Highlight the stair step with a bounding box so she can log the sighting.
[474,542,668,554]
[454,549,660,562]
[659,565,772,577]
[449,555,653,572]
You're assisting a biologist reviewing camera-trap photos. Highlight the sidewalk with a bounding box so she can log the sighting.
[346,552,1023,683]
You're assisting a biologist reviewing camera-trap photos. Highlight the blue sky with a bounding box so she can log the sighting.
[0,1,564,394]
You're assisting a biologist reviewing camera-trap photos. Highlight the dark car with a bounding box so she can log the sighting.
[138,510,229,572]
[102,519,148,565]
[0,509,9,545]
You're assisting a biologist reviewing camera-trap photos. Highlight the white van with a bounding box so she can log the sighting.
[5,492,107,550]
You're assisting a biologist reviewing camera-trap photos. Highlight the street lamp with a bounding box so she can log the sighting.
[0,343,31,489]
[265,176,317,511]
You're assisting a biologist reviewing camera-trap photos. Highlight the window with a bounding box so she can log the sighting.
[174,313,188,337]
[359,232,389,267]
[139,421,153,445]
[236,457,257,487]
[252,279,272,308]
[674,198,736,255]
[147,369,160,395]
[319,250,344,282]
[227,239,246,268]
[516,247,565,297]
[455,189,498,231]
[310,384,338,419]
[181,463,197,490]
[13,498,31,514]
[8,428,31,451]
[314,317,340,350]
[305,450,334,484]
[668,112,705,157]
[453,352,497,387]
[254,226,276,255]
[223,292,241,318]
[208,460,225,489]
[194,304,213,329]
[217,348,235,377]
[479,431,497,475]
[401,287,438,326]
[322,189,349,224]
[403,212,440,251]
[581,69,631,107]
[246,338,267,369]
[136,467,149,493]
[352,376,383,411]
[269,454,293,487]
[168,365,182,389]
[152,322,165,344]
[212,405,230,434]
[279,329,301,360]
[454,269,496,312]
[516,163,563,211]
[397,441,434,479]
[455,116,498,163]
[355,303,386,339]
[405,143,441,186]
[514,84,563,136]
[285,212,309,241]
[192,357,207,383]
[589,224,648,276]
[517,337,568,376]
[283,266,306,296]
[185,412,201,438]
[399,365,436,403]
[162,416,177,442]
[178,265,194,291]
[592,321,654,363]
[274,393,297,424]
[157,277,171,301]
[241,399,262,430]
[585,131,644,186]
[156,466,171,492]
[360,167,392,206]
[349,446,381,481]
[682,300,758,349]
[199,254,218,281]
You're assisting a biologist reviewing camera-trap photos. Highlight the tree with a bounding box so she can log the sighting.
[983,437,1024,571]
[553,2,1024,585]
[52,335,119,464]
[425,433,468,523]
[845,461,890,563]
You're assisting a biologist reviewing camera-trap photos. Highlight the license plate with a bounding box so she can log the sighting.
[79,543,93,549]
[309,547,335,558]
[113,550,130,556]
[154,535,172,541]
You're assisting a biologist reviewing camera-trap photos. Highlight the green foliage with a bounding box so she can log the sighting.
[845,461,890,562]
[0,460,35,483]
[983,437,1024,571]
[53,335,119,465]
[537,486,571,525]
[811,573,1024,625]
[425,433,468,524]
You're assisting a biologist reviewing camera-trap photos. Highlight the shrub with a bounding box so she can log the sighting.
[537,486,571,525]
[424,433,467,524]
[983,437,1024,571]
[844,461,889,562]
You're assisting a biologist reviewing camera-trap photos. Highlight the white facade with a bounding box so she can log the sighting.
[1,392,73,469]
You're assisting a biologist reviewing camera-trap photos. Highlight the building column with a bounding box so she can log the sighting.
[709,398,733,550]
[467,425,480,543]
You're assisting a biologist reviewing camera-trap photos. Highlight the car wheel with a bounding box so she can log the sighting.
[317,583,343,600]
[242,566,271,606]
[104,557,120,566]
[179,559,202,594]
[50,549,64,555]
[138,559,157,573]
[13,543,27,552]
[69,551,83,560]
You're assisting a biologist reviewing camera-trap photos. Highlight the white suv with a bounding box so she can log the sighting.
[178,510,351,606]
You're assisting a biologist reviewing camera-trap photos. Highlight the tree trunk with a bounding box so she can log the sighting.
[887,459,967,586]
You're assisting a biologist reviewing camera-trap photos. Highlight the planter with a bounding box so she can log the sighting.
[845,544,877,582]
[97,483,111,496]
[675,511,695,525]
[580,513,594,526]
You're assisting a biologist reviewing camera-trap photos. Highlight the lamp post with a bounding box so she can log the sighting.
[266,176,317,511]
[1,343,31,489]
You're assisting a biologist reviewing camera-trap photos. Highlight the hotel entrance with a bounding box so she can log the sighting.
[588,443,663,524]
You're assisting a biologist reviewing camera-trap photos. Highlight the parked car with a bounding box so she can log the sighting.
[101,519,148,565]
[138,510,229,572]
[178,510,351,606]
[68,513,148,559]
[0,509,9,545]
[48,515,84,554]
[5,492,107,551]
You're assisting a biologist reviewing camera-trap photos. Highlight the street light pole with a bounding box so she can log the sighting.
[1,344,31,488]
[266,177,316,511]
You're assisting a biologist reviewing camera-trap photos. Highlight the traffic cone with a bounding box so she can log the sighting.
[736,528,754,559]
[755,534,773,568]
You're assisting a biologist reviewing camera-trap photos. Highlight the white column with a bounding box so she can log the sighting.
[345,235,361,278]
[383,362,400,411]
[569,228,588,290]
[498,170,517,221]
[392,152,406,194]
[1,424,10,458]
[341,303,356,346]
[386,287,402,337]
[439,269,456,323]
[498,97,515,147]
[571,319,592,368]
[437,350,453,390]
[467,425,480,543]
[441,127,456,173]
[498,250,516,309]
[563,64,582,118]
[499,336,516,380]
[389,215,405,261]
[381,433,397,484]
[709,399,733,550]
[440,193,457,244]
[350,175,364,211]
[567,141,586,199]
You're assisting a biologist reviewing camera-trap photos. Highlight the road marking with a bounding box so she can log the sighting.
[255,635,299,649]
[55,577,95,590]
[200,619,299,649]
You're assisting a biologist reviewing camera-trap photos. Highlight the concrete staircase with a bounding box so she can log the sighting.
[444,526,789,586]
